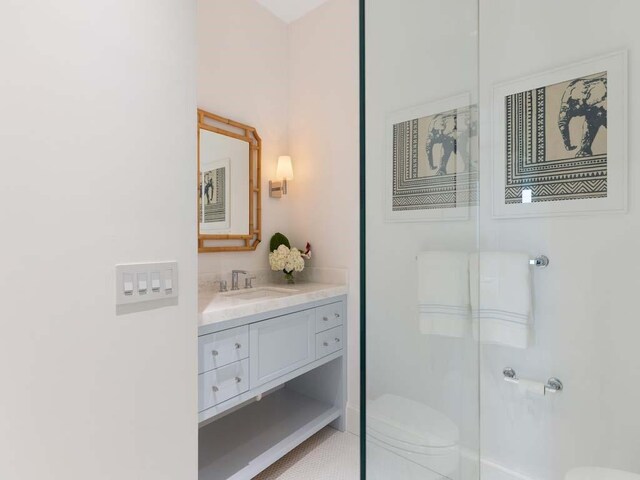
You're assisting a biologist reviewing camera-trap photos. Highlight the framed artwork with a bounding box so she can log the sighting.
[385,93,478,222]
[492,50,628,218]
[199,157,230,232]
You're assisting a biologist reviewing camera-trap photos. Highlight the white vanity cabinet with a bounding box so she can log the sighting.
[198,295,347,480]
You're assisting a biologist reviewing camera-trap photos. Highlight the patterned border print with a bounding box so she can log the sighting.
[504,73,608,204]
[392,108,477,211]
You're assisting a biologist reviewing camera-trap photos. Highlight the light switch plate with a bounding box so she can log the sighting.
[116,261,178,306]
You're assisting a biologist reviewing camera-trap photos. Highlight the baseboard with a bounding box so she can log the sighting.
[346,403,360,436]
[480,457,536,480]
[459,447,535,480]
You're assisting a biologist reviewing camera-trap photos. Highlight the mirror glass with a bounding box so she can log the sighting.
[199,129,249,235]
[197,109,261,253]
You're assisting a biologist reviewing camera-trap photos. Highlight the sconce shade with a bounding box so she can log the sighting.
[276,156,294,180]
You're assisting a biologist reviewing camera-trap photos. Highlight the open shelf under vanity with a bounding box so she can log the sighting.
[199,387,340,480]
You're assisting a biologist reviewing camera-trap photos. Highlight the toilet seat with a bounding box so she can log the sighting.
[366,394,460,478]
[565,467,640,480]
[367,394,459,449]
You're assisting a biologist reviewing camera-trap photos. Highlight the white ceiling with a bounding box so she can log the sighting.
[255,0,330,23]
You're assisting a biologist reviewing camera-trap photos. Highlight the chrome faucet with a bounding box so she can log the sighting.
[213,280,228,293]
[231,270,248,291]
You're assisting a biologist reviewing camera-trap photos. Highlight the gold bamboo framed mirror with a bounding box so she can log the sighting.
[197,109,261,252]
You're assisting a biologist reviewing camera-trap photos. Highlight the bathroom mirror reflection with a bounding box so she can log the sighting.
[197,109,262,252]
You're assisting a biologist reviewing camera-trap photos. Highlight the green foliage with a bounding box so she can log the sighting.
[269,232,291,252]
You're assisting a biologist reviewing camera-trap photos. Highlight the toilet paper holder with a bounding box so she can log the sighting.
[503,367,564,394]
[529,255,550,267]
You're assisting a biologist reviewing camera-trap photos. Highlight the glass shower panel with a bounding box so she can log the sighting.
[364,1,480,479]
[477,1,640,479]
[365,1,640,480]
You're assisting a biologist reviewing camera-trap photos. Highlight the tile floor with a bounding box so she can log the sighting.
[254,427,359,479]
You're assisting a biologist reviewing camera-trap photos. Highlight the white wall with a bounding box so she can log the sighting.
[479,1,640,478]
[288,0,361,434]
[197,0,292,277]
[0,1,197,479]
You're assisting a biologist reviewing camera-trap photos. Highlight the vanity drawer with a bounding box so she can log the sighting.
[198,325,249,374]
[198,359,249,412]
[316,325,343,359]
[315,301,343,332]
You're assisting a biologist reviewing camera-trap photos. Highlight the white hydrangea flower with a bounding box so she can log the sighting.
[285,248,305,272]
[269,244,306,273]
[269,244,290,271]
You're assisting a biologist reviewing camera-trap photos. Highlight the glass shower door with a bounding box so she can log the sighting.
[363,1,480,479]
[364,1,640,480]
[477,1,640,479]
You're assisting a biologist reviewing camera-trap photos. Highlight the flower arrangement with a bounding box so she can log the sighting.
[268,232,311,284]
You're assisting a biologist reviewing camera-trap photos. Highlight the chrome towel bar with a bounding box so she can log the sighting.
[414,254,550,267]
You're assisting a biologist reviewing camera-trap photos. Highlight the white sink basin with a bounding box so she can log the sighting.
[220,287,299,301]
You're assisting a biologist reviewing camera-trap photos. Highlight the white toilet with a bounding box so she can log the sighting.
[366,394,460,480]
[565,467,640,480]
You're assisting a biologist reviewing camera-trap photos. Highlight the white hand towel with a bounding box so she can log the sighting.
[417,251,470,338]
[470,252,532,348]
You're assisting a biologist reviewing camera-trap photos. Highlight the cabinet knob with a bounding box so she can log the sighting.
[212,386,219,392]
[235,343,241,349]
[323,341,329,347]
[323,316,328,321]
[235,377,242,383]
[335,337,340,343]
[335,313,340,318]
[211,350,219,357]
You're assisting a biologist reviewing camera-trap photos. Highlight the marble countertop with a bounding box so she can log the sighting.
[199,282,348,328]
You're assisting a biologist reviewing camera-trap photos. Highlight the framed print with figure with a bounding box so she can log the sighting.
[385,93,478,222]
[199,157,230,232]
[492,50,627,218]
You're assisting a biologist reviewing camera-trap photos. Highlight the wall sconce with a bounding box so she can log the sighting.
[269,155,294,198]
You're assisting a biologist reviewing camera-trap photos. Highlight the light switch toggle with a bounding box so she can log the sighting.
[151,272,161,292]
[137,273,148,295]
[123,274,134,296]
[164,269,173,294]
